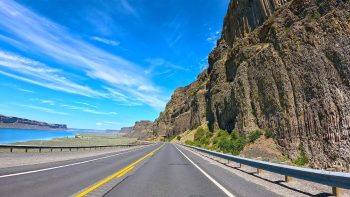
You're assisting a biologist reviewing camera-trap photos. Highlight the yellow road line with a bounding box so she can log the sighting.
[75,145,163,197]
[116,166,135,178]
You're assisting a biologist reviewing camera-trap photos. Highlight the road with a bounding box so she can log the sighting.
[0,143,281,197]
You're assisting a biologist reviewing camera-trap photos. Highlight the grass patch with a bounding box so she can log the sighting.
[264,129,274,139]
[189,79,208,96]
[248,129,262,143]
[294,144,309,166]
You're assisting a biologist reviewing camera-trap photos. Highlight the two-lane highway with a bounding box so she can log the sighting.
[0,143,281,197]
[104,143,280,197]
[0,144,161,197]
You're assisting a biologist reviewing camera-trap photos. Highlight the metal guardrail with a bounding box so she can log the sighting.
[182,144,350,195]
[0,143,152,153]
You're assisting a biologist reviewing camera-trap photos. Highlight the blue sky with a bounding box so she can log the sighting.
[0,0,229,130]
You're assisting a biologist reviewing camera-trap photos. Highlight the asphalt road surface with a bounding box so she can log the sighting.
[0,143,281,197]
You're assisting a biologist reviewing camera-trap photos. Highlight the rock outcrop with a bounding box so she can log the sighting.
[0,115,67,130]
[119,121,154,139]
[118,126,133,135]
[153,71,208,137]
[154,0,350,171]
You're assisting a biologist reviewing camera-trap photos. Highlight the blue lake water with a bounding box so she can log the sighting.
[0,129,80,144]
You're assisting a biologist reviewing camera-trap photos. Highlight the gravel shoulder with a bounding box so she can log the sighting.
[183,145,350,197]
[0,146,141,169]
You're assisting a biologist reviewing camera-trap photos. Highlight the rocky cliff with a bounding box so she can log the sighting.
[118,126,133,135]
[154,0,350,171]
[0,115,67,130]
[120,121,154,139]
[153,71,208,137]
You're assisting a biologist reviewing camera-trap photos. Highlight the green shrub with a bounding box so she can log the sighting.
[264,129,274,139]
[311,11,321,20]
[294,144,309,166]
[214,130,246,155]
[188,128,247,156]
[193,127,211,146]
[185,140,194,145]
[230,130,246,155]
[248,129,262,143]
[176,136,181,141]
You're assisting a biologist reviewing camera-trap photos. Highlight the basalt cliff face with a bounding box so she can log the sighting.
[120,121,153,139]
[0,115,67,130]
[154,0,350,170]
[153,71,208,137]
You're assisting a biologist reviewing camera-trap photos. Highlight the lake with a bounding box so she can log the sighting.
[0,129,79,144]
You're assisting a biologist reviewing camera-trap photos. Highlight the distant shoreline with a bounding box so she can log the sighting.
[0,115,67,130]
[0,128,78,144]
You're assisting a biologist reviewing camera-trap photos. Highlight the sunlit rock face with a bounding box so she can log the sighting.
[128,120,154,139]
[154,0,350,171]
[153,71,208,138]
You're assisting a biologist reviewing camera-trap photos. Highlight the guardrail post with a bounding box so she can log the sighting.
[25,148,28,153]
[239,163,242,168]
[39,148,41,153]
[69,148,71,151]
[60,148,63,152]
[257,168,262,175]
[284,175,292,183]
[332,186,342,197]
[10,148,13,152]
[50,148,53,152]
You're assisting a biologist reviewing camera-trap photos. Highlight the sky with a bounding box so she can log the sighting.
[0,0,229,130]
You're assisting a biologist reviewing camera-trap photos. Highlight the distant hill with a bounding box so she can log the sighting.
[118,121,153,139]
[0,115,67,130]
[118,126,133,135]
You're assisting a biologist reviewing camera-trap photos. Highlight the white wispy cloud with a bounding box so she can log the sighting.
[0,51,106,98]
[91,36,119,46]
[206,29,221,48]
[120,0,138,17]
[0,0,166,110]
[199,56,208,71]
[164,14,185,47]
[39,99,56,106]
[144,58,187,78]
[17,88,35,93]
[82,108,117,115]
[75,102,97,108]
[17,104,68,115]
[60,103,117,115]
[96,121,123,126]
[1,83,35,93]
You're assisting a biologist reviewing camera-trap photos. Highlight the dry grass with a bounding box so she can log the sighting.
[240,137,289,163]
[12,133,137,147]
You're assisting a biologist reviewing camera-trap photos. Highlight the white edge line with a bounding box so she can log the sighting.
[174,144,235,197]
[0,144,156,179]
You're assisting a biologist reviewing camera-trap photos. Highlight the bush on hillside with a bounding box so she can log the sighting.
[193,126,211,146]
[264,129,274,139]
[248,129,262,143]
[294,144,309,166]
[177,136,181,141]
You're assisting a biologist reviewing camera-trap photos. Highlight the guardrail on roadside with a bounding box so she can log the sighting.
[0,143,152,153]
[181,144,350,196]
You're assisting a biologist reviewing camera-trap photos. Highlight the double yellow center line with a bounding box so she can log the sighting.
[75,145,163,197]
